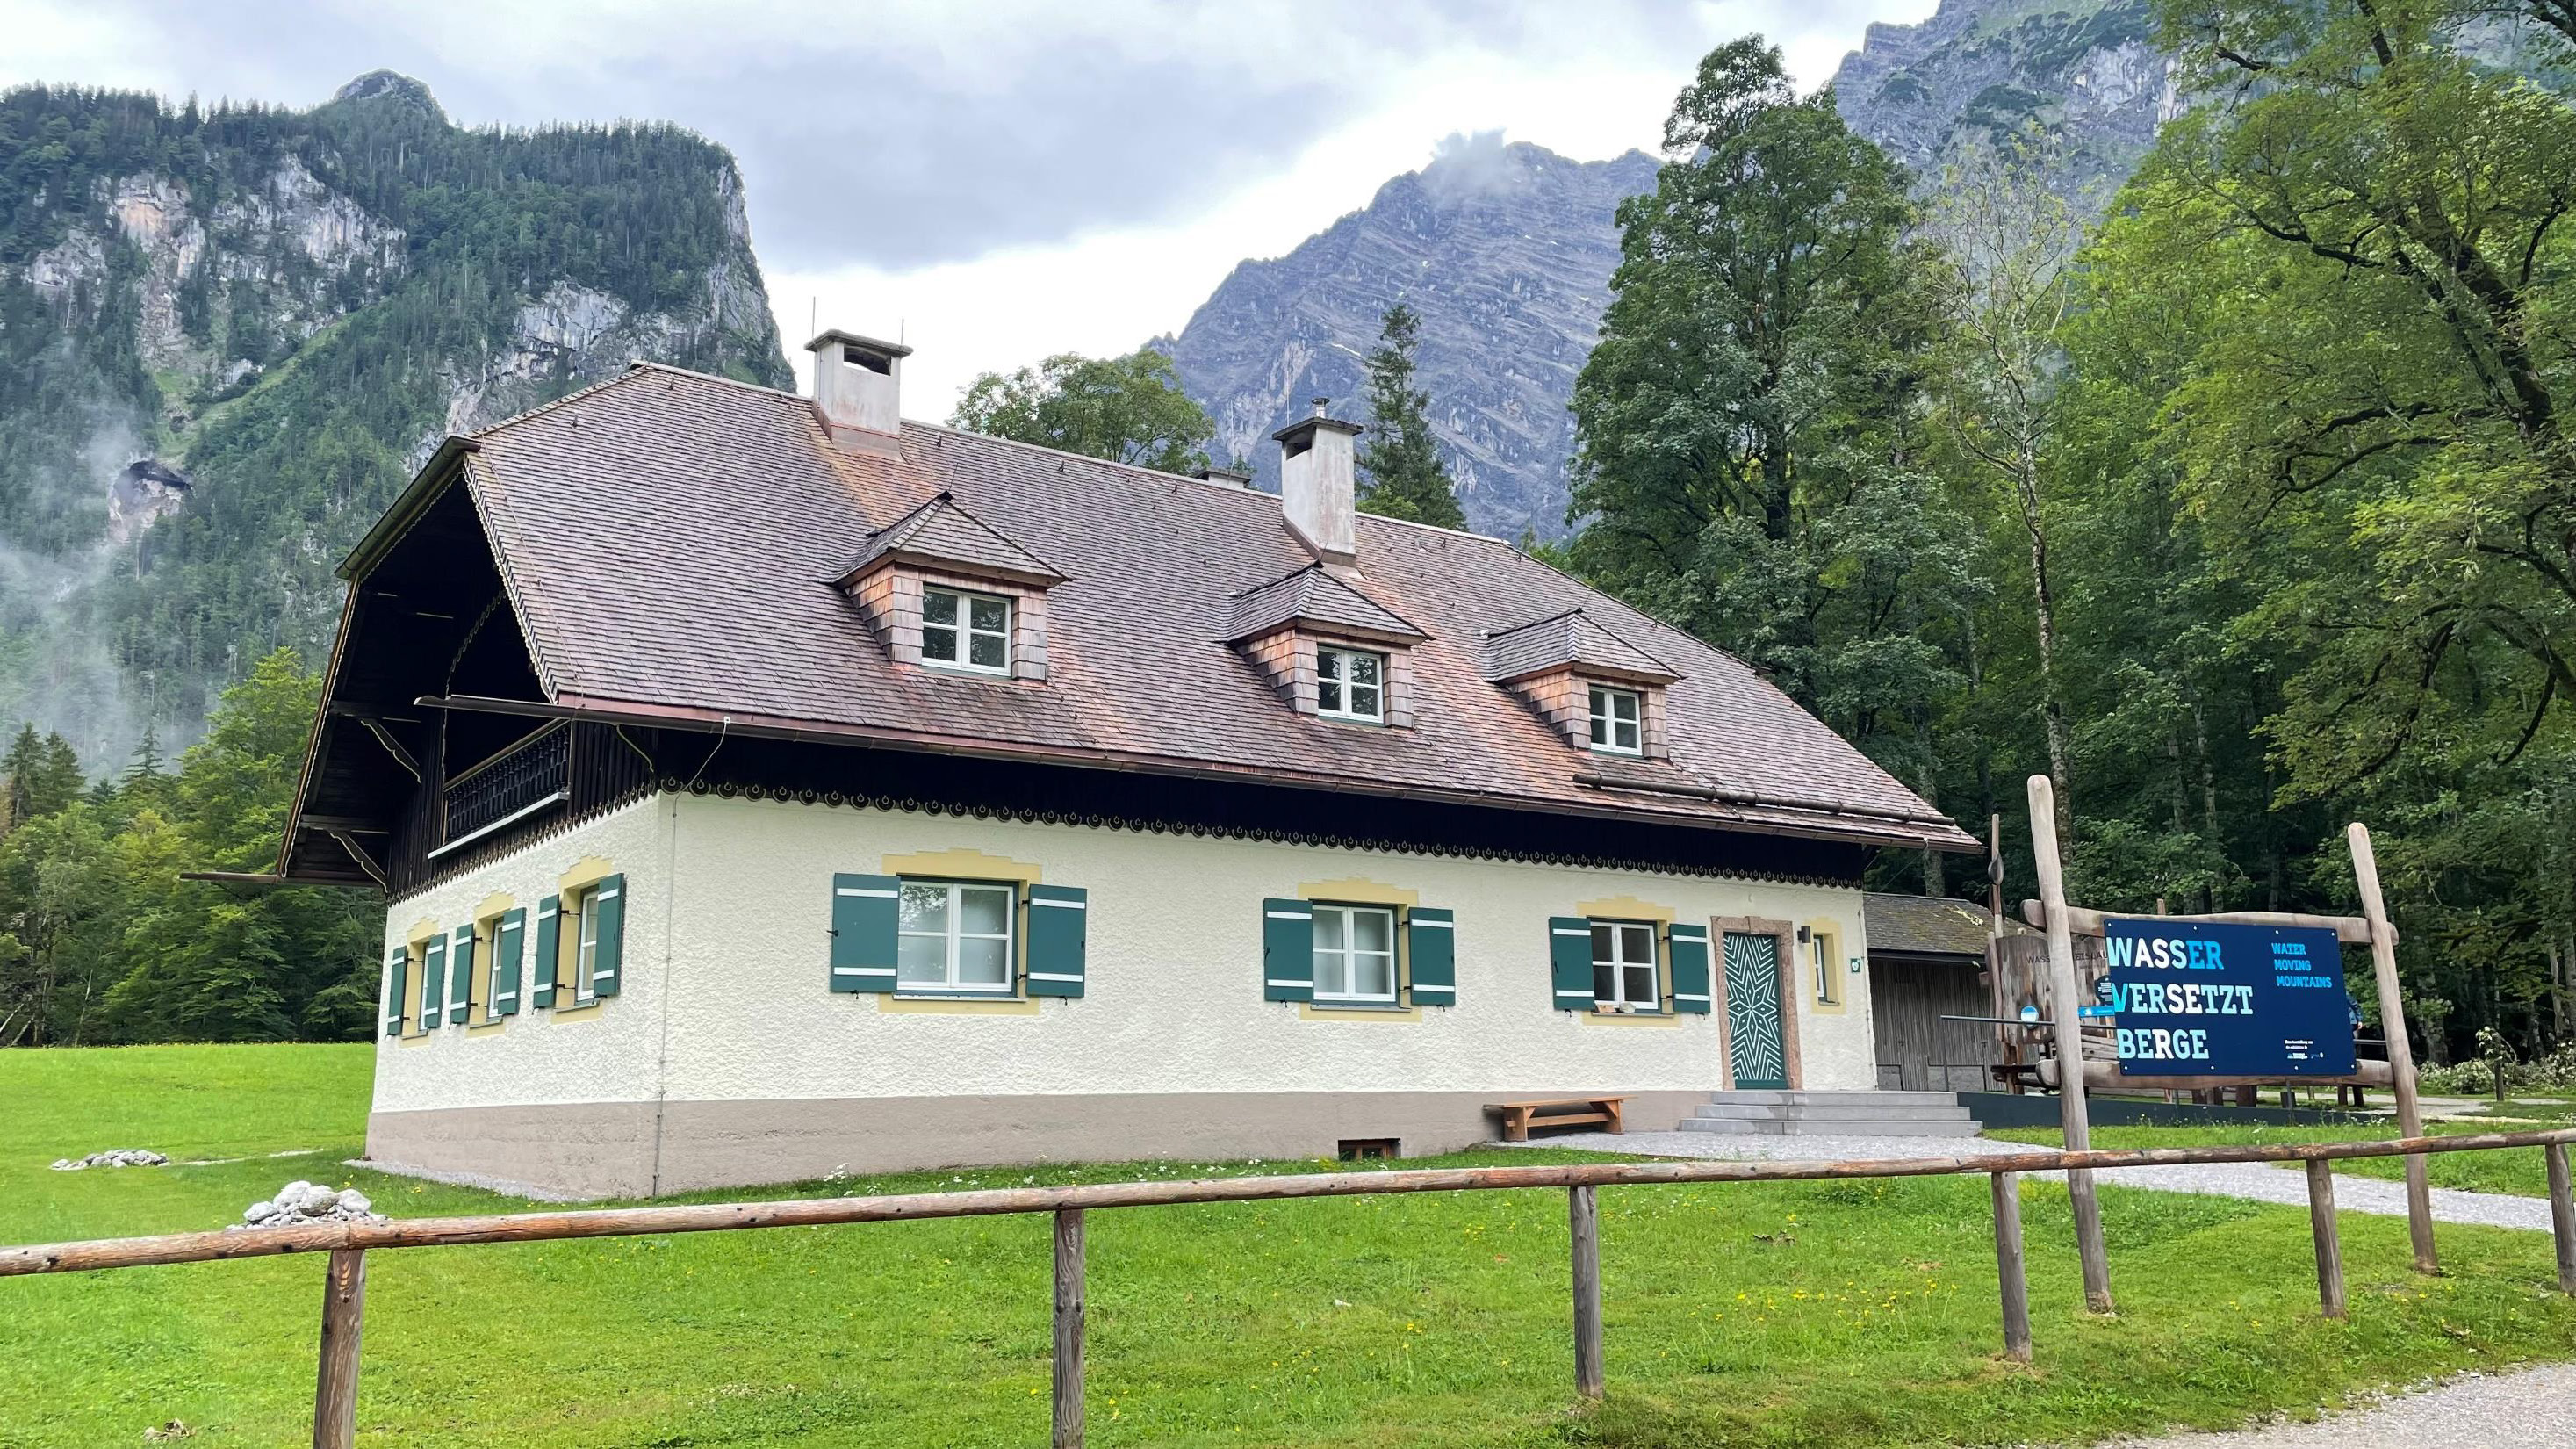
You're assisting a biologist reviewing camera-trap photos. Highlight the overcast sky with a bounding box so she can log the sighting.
[1,0,1934,411]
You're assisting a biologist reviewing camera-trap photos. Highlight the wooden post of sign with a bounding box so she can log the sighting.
[2028,775,2114,1314]
[1990,1171,2033,1362]
[2304,1159,2346,1318]
[311,1248,365,1449]
[1569,1185,1605,1400]
[1053,1208,1084,1449]
[2546,1143,2575,1295]
[2347,823,2437,1273]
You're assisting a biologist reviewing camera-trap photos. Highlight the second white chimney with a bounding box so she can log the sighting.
[805,329,910,455]
[1273,398,1362,567]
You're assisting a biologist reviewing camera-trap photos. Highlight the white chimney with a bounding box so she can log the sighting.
[805,329,911,456]
[1273,397,1362,566]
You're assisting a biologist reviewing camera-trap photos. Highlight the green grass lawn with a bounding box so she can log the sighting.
[2,1046,2572,1447]
[1987,1118,2569,1199]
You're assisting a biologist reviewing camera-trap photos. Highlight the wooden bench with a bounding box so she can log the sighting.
[1486,1097,1626,1143]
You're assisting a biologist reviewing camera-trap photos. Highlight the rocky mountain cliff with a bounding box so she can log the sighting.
[1158,139,1657,543]
[1830,0,2174,198]
[1162,2,2184,545]
[0,72,790,765]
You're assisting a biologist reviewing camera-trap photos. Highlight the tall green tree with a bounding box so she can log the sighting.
[1356,304,1466,528]
[1566,37,1979,891]
[1,724,84,832]
[951,350,1215,474]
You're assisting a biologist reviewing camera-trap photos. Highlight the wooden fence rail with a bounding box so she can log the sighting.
[6,1128,2574,1449]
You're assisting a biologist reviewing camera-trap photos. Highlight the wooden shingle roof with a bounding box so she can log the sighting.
[428,364,1971,851]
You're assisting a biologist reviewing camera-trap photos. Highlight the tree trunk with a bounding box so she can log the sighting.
[2191,700,2222,912]
[2018,456,2075,851]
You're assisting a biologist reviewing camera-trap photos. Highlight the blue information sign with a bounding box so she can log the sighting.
[2100,919,2357,1077]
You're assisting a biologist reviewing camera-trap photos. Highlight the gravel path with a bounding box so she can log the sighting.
[1510,1131,2560,1231]
[2097,1363,2576,1448]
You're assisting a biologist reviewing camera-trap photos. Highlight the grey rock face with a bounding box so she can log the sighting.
[1829,0,2174,203]
[1161,141,1656,543]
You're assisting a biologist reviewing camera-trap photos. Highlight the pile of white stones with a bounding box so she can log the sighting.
[234,1180,385,1230]
[49,1149,169,1171]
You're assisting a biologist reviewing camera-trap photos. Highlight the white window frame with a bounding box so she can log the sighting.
[896,878,1018,995]
[1810,932,1838,1005]
[1591,919,1659,1012]
[1316,645,1386,723]
[1310,903,1399,1005]
[921,586,1011,675]
[573,890,602,1004]
[1587,684,1642,755]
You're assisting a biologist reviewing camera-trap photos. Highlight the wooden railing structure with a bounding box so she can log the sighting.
[5,1132,2575,1448]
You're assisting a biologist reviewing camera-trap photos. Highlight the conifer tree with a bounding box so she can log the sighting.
[1356,304,1466,529]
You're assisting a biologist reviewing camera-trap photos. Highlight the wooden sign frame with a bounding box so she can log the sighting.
[2019,777,2436,1279]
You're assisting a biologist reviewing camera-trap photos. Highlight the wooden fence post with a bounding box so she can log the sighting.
[2547,1143,2575,1296]
[2304,1159,2346,1319]
[1054,1208,1084,1449]
[1989,1171,2032,1363]
[2349,823,2437,1274]
[1568,1185,1604,1400]
[2028,775,2114,1314]
[311,1248,365,1449]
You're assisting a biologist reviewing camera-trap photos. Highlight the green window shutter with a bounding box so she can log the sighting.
[530,895,560,1009]
[1263,898,1313,1001]
[1025,884,1088,998]
[448,925,475,1024]
[1549,917,1596,1012]
[590,874,627,998]
[830,873,900,993]
[1407,907,1456,1006]
[421,935,447,1030]
[1668,924,1713,1013]
[383,951,406,1037]
[493,907,527,1017]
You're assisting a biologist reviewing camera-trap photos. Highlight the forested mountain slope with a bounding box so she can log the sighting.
[0,71,790,768]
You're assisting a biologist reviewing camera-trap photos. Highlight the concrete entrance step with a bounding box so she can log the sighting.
[1679,1090,1982,1137]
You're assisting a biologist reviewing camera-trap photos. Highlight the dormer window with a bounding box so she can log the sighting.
[923,586,1011,674]
[1587,685,1642,754]
[1317,645,1385,723]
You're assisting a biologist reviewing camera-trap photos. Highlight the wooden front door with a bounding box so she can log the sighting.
[1723,931,1789,1090]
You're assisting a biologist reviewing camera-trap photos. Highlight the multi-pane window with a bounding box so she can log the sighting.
[1588,685,1642,754]
[898,880,1016,993]
[1591,920,1659,1010]
[1317,646,1385,722]
[1311,904,1397,1003]
[1810,932,1838,1005]
[573,890,602,1004]
[923,587,1011,674]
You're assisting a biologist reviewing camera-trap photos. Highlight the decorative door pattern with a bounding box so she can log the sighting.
[1723,931,1788,1090]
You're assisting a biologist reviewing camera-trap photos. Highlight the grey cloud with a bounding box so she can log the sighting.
[24,0,1743,271]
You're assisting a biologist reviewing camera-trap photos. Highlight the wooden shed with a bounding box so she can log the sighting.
[1865,894,2013,1092]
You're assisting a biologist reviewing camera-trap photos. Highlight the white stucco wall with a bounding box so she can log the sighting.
[372,792,1881,1117]
[371,795,673,1114]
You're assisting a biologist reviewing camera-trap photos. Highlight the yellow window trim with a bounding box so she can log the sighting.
[1579,1010,1682,1027]
[877,995,1042,1017]
[401,918,440,1037]
[1804,918,1848,1015]
[1297,877,1418,909]
[1298,1002,1421,1023]
[883,847,1043,886]
[1574,895,1674,926]
[1579,897,1679,1012]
